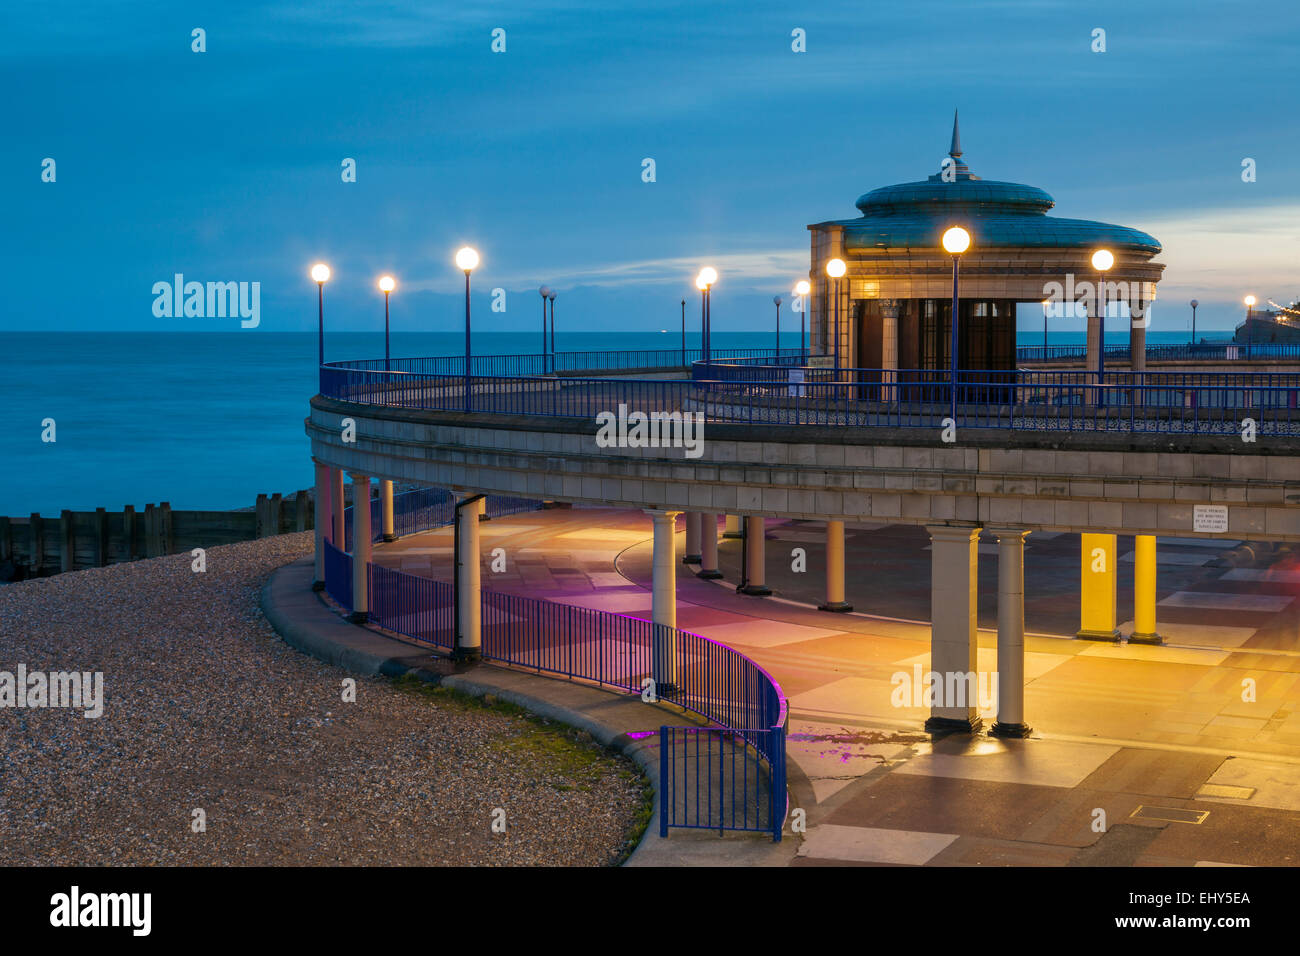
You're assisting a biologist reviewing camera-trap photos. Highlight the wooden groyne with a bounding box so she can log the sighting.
[0,491,314,581]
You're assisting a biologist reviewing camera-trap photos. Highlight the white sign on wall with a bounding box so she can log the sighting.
[1193,504,1229,534]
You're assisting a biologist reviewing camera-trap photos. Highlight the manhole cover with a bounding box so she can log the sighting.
[1130,805,1209,824]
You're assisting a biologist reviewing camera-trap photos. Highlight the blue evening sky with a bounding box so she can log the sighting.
[4,0,1298,337]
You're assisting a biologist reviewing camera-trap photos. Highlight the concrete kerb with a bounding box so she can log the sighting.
[260,556,793,866]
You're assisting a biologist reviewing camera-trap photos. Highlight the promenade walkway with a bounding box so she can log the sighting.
[372,507,1300,866]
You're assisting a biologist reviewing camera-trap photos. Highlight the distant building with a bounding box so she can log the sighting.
[1235,305,1300,344]
[807,113,1165,377]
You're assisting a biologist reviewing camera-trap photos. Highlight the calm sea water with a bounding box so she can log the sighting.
[0,329,1219,515]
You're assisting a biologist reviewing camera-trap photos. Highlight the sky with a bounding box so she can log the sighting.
[4,0,1299,337]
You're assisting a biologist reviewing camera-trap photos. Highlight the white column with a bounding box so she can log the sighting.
[926,525,982,733]
[312,460,329,590]
[380,479,396,541]
[683,511,702,564]
[819,519,852,612]
[739,515,771,595]
[881,299,899,402]
[990,528,1031,738]
[456,495,485,660]
[723,514,742,539]
[349,473,371,622]
[697,512,723,579]
[330,467,346,547]
[646,509,682,691]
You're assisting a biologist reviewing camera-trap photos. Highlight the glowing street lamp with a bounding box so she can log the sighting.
[455,246,479,413]
[773,295,783,355]
[794,280,811,361]
[378,275,396,370]
[311,263,331,367]
[696,267,716,363]
[1091,248,1114,382]
[538,286,551,370]
[1245,294,1256,322]
[1190,298,1199,343]
[825,258,846,377]
[941,227,970,421]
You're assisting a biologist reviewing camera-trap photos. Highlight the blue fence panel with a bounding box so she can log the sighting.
[323,539,352,612]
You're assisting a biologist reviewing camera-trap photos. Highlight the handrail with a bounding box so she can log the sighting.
[331,486,790,839]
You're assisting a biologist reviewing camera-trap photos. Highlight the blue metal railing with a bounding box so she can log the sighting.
[1016,343,1300,363]
[321,484,789,841]
[320,361,1300,435]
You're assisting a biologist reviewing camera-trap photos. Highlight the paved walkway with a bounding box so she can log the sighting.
[373,507,1300,866]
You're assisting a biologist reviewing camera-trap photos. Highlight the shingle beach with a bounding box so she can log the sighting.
[0,533,647,866]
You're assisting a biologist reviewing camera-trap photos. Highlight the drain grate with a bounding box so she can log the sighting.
[1130,805,1210,824]
[1196,784,1256,800]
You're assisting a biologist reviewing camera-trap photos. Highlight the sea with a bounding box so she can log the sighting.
[0,329,1226,516]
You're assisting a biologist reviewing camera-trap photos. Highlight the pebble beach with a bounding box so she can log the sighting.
[0,533,648,866]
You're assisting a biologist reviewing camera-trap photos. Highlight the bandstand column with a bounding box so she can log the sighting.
[380,479,396,542]
[819,519,852,612]
[312,460,330,590]
[739,516,771,596]
[697,512,723,579]
[880,298,900,402]
[330,467,346,547]
[349,473,371,623]
[647,508,682,692]
[1077,532,1120,641]
[989,528,1032,738]
[1130,534,1162,644]
[456,495,485,661]
[683,512,702,565]
[925,525,982,733]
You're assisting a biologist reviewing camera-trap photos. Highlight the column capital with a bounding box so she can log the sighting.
[986,527,1031,543]
[643,508,683,522]
[926,523,982,543]
[348,471,370,483]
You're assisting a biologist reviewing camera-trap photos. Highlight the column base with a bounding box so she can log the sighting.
[381,533,398,543]
[311,580,325,592]
[1075,628,1121,642]
[452,647,481,663]
[696,568,724,580]
[722,531,743,539]
[924,715,983,735]
[990,721,1033,739]
[1128,631,1163,645]
[818,601,853,613]
[348,611,369,624]
[738,584,772,596]
[682,554,702,565]
[478,514,491,522]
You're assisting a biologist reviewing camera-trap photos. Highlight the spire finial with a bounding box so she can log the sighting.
[949,109,962,159]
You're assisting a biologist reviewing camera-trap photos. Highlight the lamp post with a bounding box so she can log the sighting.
[825,258,846,377]
[549,290,556,359]
[795,280,810,361]
[680,298,686,365]
[773,295,782,355]
[1041,298,1049,356]
[1190,298,1199,344]
[1091,248,1114,385]
[941,227,970,423]
[538,286,551,371]
[311,263,331,368]
[455,246,480,413]
[378,275,396,370]
[696,267,716,364]
[1245,294,1256,322]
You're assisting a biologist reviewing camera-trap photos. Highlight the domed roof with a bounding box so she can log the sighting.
[833,113,1162,256]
